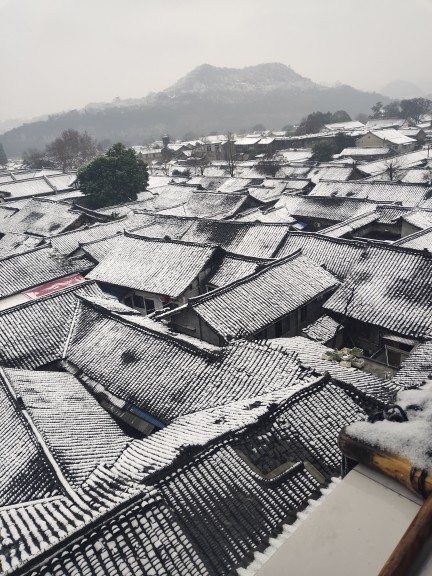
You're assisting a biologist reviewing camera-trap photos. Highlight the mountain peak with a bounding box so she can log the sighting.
[165,62,315,94]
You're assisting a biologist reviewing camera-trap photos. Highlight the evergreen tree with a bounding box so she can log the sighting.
[77,143,149,209]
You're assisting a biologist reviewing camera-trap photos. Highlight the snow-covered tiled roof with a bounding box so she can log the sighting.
[0,245,93,298]
[394,226,432,250]
[156,190,250,219]
[401,208,432,230]
[0,281,103,369]
[272,337,398,401]
[324,244,432,338]
[276,194,378,222]
[308,165,354,183]
[392,340,432,389]
[275,232,366,280]
[339,147,390,157]
[206,252,273,288]
[0,232,44,257]
[4,368,131,488]
[0,197,82,236]
[320,211,378,238]
[303,314,340,344]
[0,369,61,507]
[309,180,430,207]
[87,233,220,297]
[357,149,430,177]
[368,129,416,146]
[186,252,339,341]
[181,218,291,258]
[0,177,55,200]
[128,210,196,238]
[65,297,316,423]
[50,218,130,255]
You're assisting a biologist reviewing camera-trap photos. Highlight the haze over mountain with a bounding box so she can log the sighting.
[1,63,387,158]
[381,80,424,100]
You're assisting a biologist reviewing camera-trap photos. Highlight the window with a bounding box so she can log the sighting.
[133,294,145,309]
[144,298,155,313]
[282,316,290,333]
[275,320,283,337]
[300,305,307,322]
[124,296,133,308]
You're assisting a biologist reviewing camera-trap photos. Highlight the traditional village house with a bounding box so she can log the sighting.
[160,251,339,345]
[324,243,432,371]
[87,232,224,313]
[356,129,417,153]
[0,245,94,310]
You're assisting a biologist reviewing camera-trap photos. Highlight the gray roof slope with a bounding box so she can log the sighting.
[0,369,60,507]
[0,281,103,369]
[0,197,82,236]
[205,252,273,287]
[272,336,398,402]
[309,180,430,207]
[394,226,432,250]
[402,208,432,230]
[0,232,44,257]
[128,210,196,239]
[87,233,220,297]
[79,233,123,263]
[324,244,432,338]
[392,340,432,389]
[276,195,377,222]
[303,314,340,343]
[0,245,93,298]
[156,190,250,220]
[275,232,366,280]
[65,297,316,423]
[188,252,339,340]
[24,375,380,576]
[320,211,378,238]
[0,177,55,199]
[181,219,290,258]
[4,369,131,488]
[49,218,130,255]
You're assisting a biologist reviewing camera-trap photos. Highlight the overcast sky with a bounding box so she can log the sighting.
[1,0,431,122]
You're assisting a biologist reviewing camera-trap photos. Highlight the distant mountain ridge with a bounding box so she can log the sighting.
[1,63,388,157]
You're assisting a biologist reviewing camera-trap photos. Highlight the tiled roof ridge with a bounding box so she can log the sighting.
[0,175,56,186]
[0,279,98,316]
[367,241,432,258]
[318,179,430,188]
[124,230,221,251]
[187,250,305,306]
[133,209,294,228]
[321,211,378,232]
[406,207,432,215]
[0,204,17,212]
[375,203,412,212]
[23,196,71,207]
[394,226,432,245]
[6,487,161,576]
[46,216,129,240]
[131,208,198,222]
[292,195,379,206]
[0,243,53,262]
[78,231,124,249]
[143,373,332,486]
[74,295,222,359]
[221,251,275,264]
[0,367,92,511]
[286,230,368,247]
